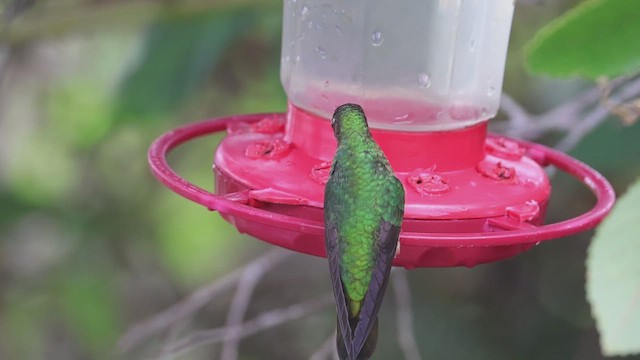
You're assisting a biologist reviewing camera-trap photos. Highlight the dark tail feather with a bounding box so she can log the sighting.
[336,316,379,360]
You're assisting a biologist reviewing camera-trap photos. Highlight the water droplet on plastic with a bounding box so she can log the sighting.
[418,73,431,88]
[436,110,448,122]
[295,55,301,62]
[316,46,328,60]
[469,38,476,51]
[301,5,309,16]
[371,30,384,47]
[486,76,497,97]
[393,113,412,124]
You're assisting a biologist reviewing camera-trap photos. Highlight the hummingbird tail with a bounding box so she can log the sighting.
[336,316,379,360]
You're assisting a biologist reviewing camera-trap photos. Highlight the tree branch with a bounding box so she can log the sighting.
[219,252,273,360]
[160,293,334,359]
[118,248,291,353]
[499,76,640,152]
[554,77,640,152]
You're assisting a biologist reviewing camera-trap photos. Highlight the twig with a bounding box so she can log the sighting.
[553,104,609,153]
[499,86,601,139]
[598,77,640,126]
[499,92,531,130]
[555,77,640,152]
[392,270,423,360]
[118,248,291,353]
[160,293,334,358]
[153,322,188,360]
[308,330,337,360]
[499,76,640,149]
[538,83,603,128]
[219,253,273,360]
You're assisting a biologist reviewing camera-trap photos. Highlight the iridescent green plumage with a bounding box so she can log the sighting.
[324,104,405,360]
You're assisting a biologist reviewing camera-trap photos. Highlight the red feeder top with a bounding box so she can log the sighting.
[148,111,615,268]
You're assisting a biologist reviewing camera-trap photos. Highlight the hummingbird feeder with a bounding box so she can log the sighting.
[148,0,615,268]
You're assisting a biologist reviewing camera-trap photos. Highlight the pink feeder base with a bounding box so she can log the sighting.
[148,111,615,268]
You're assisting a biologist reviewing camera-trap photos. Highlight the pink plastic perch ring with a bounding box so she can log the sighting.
[148,114,616,268]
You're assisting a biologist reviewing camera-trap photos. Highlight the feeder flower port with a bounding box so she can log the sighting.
[148,0,615,269]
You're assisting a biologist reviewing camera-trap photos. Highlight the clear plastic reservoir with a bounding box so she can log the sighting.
[280,0,515,131]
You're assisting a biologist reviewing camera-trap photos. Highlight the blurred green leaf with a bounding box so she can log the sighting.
[526,0,640,79]
[7,133,77,206]
[117,9,254,120]
[235,66,287,113]
[48,82,113,149]
[156,192,244,286]
[587,178,640,356]
[154,160,245,285]
[57,270,121,359]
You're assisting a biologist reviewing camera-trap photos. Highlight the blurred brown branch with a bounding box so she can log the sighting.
[219,250,274,360]
[598,77,640,126]
[499,76,640,152]
[157,293,334,359]
[118,248,291,353]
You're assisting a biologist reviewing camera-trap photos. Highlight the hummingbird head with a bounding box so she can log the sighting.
[331,103,370,141]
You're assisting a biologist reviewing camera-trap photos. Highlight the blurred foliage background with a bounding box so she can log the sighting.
[0,0,638,359]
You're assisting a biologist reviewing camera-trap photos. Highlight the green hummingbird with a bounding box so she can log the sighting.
[324,104,405,360]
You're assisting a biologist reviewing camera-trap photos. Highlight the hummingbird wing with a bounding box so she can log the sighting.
[351,219,400,357]
[325,223,355,357]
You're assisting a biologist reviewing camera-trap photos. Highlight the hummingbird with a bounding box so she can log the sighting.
[324,104,405,360]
